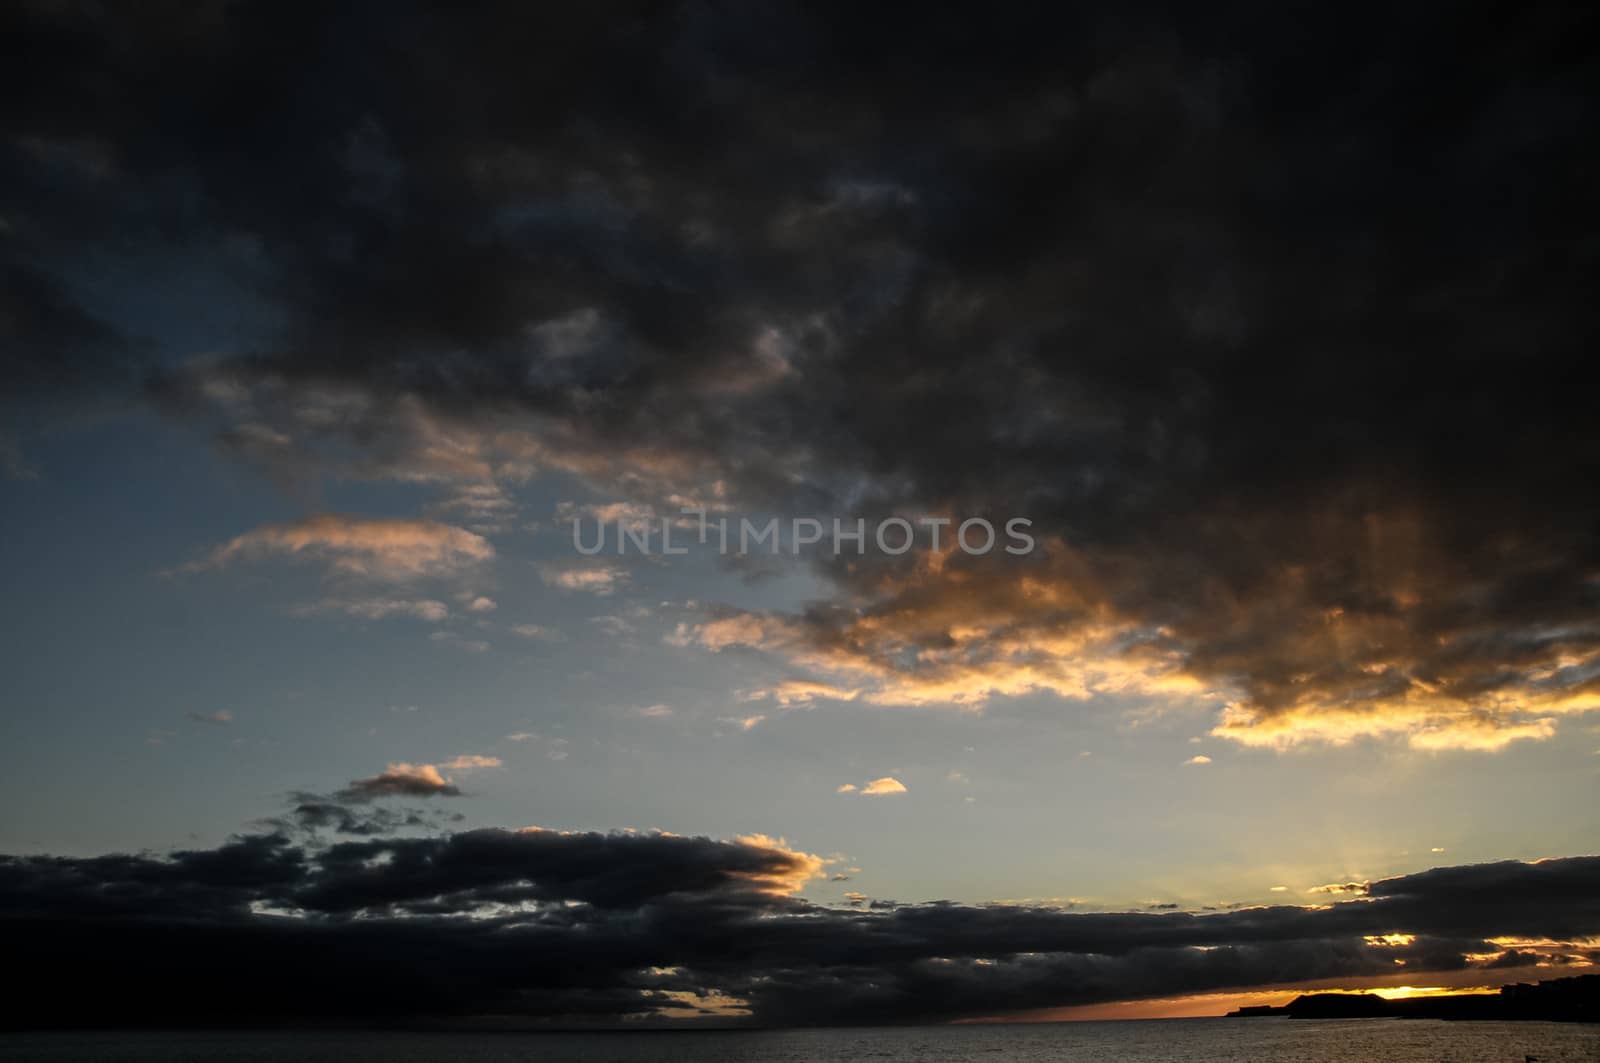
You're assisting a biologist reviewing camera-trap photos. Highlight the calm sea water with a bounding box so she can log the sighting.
[3,1020,1598,1062]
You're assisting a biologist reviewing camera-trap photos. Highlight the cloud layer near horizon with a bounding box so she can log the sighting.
[4,2,1597,752]
[1,825,1596,1028]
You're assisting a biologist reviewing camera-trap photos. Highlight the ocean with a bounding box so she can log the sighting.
[3,1020,1597,1062]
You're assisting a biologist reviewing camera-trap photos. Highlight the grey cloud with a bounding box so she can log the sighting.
[1,821,1595,1028]
[4,2,1598,746]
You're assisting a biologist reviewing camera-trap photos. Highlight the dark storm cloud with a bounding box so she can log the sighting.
[2,826,1596,1027]
[4,2,1598,741]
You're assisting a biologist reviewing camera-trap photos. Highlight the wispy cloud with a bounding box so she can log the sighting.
[538,562,629,596]
[429,631,490,654]
[747,680,862,707]
[184,514,493,582]
[441,754,502,771]
[510,623,565,641]
[291,597,449,622]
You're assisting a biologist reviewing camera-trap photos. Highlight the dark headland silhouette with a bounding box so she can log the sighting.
[1226,974,1599,1022]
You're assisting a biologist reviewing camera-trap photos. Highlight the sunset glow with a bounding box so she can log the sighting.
[2,0,1597,1041]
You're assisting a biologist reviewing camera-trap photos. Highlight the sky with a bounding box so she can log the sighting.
[1,0,1597,1028]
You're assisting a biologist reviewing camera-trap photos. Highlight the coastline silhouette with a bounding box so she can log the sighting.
[1226,974,1599,1023]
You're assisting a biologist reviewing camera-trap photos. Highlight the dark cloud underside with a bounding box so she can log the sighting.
[1,828,1596,1027]
[7,2,1596,743]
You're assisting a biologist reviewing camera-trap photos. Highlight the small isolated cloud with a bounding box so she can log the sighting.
[510,624,565,641]
[1431,847,1447,853]
[429,631,490,654]
[293,597,449,622]
[1309,881,1371,896]
[836,784,858,793]
[1184,755,1212,766]
[465,596,497,613]
[684,612,801,653]
[185,514,493,581]
[338,763,462,801]
[751,680,862,707]
[590,614,635,636]
[637,704,673,718]
[1269,885,1289,892]
[442,754,502,771]
[538,562,628,596]
[859,777,908,796]
[505,732,537,742]
[188,710,233,725]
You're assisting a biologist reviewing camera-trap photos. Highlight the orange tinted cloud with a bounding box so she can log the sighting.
[537,561,629,595]
[730,833,827,895]
[339,762,462,800]
[672,523,1600,752]
[189,514,492,581]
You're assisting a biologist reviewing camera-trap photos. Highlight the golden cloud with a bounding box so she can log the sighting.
[670,524,1600,753]
[188,514,492,581]
[730,833,827,895]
